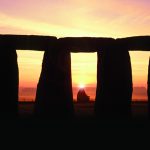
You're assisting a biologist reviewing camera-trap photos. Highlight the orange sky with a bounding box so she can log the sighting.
[1,0,150,100]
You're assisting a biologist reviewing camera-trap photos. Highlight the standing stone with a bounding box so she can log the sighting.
[0,46,18,118]
[95,48,132,119]
[35,49,74,119]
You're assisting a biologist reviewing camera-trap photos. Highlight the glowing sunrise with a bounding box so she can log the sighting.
[1,0,150,102]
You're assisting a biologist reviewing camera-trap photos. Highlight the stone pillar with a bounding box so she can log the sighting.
[95,48,132,119]
[0,47,18,117]
[35,49,74,119]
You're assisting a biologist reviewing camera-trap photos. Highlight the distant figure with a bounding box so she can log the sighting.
[77,88,90,103]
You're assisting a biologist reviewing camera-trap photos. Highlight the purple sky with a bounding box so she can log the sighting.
[1,0,150,37]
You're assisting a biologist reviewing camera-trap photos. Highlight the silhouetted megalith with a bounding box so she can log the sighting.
[0,46,18,117]
[0,35,57,50]
[95,48,132,119]
[1,34,150,120]
[77,88,90,103]
[35,48,74,118]
[58,37,114,52]
[1,34,150,51]
[116,36,150,51]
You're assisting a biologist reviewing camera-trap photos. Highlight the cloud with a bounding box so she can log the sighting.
[1,0,150,38]
[0,12,96,37]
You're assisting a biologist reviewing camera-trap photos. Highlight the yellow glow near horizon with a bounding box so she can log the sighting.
[17,50,44,87]
[78,84,86,89]
[130,51,150,87]
[71,52,97,87]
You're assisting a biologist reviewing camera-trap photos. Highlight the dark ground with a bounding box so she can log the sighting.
[18,101,149,118]
[0,101,150,145]
[12,101,150,131]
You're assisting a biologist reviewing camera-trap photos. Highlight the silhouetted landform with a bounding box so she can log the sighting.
[133,87,147,98]
[1,34,150,119]
[20,87,36,95]
[18,86,147,102]
[77,88,90,103]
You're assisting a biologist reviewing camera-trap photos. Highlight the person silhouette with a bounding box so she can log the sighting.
[77,88,90,103]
